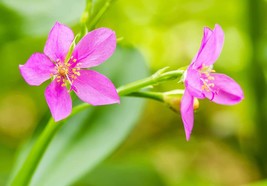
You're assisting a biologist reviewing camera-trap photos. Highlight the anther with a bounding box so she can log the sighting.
[208,83,215,87]
[201,85,208,91]
[208,76,215,80]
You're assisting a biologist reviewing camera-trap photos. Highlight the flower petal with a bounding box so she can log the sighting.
[191,27,213,64]
[19,53,55,86]
[180,89,194,141]
[72,28,116,68]
[204,73,244,105]
[201,27,213,48]
[193,24,224,68]
[185,68,205,99]
[44,22,74,62]
[73,70,120,105]
[45,80,72,122]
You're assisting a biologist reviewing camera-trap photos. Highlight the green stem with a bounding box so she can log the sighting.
[117,69,184,96]
[10,119,63,186]
[79,0,114,39]
[80,0,92,36]
[81,0,92,24]
[88,0,114,30]
[9,69,184,186]
[127,91,164,102]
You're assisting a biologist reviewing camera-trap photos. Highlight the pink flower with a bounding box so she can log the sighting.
[180,24,244,140]
[19,22,120,121]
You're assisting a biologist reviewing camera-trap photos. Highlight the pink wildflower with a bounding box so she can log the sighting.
[181,24,244,140]
[20,22,120,121]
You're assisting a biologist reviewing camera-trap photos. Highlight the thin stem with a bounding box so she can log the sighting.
[79,0,114,39]
[9,119,63,186]
[9,68,184,186]
[117,69,184,96]
[80,0,92,37]
[81,0,93,24]
[127,91,164,102]
[88,0,114,30]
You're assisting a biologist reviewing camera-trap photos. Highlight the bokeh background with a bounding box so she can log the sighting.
[0,0,267,185]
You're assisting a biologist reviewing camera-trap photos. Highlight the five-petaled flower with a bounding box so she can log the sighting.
[20,22,120,122]
[180,24,244,140]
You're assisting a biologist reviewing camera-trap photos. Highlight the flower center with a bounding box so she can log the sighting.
[58,64,69,77]
[54,57,81,88]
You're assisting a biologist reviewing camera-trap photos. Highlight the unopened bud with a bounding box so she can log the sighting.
[193,98,199,110]
[163,90,199,113]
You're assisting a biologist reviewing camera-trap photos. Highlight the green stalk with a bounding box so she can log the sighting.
[9,69,184,186]
[9,119,63,186]
[88,0,114,30]
[127,91,164,102]
[80,0,92,37]
[117,69,184,96]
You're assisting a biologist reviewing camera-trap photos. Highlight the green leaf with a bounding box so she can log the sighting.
[76,162,166,186]
[11,46,148,186]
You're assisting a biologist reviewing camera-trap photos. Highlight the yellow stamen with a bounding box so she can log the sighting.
[208,76,215,80]
[208,83,215,87]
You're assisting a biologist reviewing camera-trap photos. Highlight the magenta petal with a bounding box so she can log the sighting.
[191,27,213,65]
[185,68,205,99]
[72,28,116,68]
[45,80,72,122]
[201,27,213,47]
[180,89,194,141]
[193,24,224,68]
[44,22,74,62]
[73,70,120,105]
[204,73,244,105]
[19,53,55,86]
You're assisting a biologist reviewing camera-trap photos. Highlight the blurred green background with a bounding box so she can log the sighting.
[0,0,267,185]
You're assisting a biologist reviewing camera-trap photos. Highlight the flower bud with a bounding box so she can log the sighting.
[163,90,199,113]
